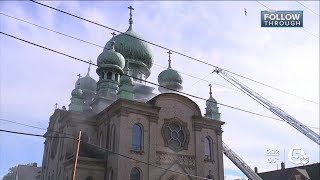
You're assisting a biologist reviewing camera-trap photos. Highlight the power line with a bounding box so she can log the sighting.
[2,31,319,130]
[0,128,211,180]
[28,0,319,105]
[184,70,214,92]
[0,12,238,93]
[0,118,77,137]
[295,1,320,16]
[0,129,73,139]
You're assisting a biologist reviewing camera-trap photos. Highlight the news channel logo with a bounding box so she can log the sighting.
[288,147,309,165]
[261,11,303,28]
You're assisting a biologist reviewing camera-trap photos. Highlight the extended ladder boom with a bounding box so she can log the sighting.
[215,68,320,145]
[223,142,263,180]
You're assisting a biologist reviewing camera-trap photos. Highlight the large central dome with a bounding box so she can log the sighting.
[104,26,153,70]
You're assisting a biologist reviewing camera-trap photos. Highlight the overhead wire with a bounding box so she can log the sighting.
[0,12,238,93]
[1,31,319,130]
[216,74,320,131]
[28,0,319,105]
[0,128,212,180]
[295,1,320,16]
[0,118,78,138]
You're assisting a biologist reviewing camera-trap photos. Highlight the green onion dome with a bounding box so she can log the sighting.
[104,26,153,72]
[97,42,125,73]
[75,73,97,92]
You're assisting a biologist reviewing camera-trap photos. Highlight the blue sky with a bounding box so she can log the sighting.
[0,1,319,179]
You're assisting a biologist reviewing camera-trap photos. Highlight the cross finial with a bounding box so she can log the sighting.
[77,74,82,79]
[209,84,213,97]
[111,32,116,38]
[55,103,58,109]
[128,5,134,26]
[167,50,172,69]
[87,60,92,76]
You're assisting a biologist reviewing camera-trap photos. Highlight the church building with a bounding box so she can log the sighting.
[40,6,224,180]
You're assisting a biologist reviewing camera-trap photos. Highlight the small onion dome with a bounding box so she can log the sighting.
[120,74,134,86]
[158,68,183,91]
[71,88,83,98]
[104,27,153,70]
[75,74,97,92]
[97,42,125,73]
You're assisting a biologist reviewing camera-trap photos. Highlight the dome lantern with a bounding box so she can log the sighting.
[205,84,221,120]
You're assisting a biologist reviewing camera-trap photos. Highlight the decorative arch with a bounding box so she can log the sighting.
[147,93,202,117]
[132,123,143,151]
[130,167,142,180]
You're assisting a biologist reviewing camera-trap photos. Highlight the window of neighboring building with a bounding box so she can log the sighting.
[295,175,301,180]
[204,136,213,160]
[132,124,143,151]
[130,167,142,180]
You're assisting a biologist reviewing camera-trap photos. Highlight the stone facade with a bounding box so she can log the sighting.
[41,93,224,180]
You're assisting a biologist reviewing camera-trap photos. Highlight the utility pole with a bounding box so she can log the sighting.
[72,131,82,180]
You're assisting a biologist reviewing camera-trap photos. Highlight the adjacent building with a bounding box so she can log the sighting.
[15,163,41,180]
[257,162,320,180]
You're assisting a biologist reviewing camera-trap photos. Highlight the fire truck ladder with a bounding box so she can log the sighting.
[214,68,320,145]
[223,142,263,180]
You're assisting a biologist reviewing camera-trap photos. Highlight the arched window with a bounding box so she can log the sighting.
[132,124,143,151]
[130,167,141,180]
[206,175,214,179]
[101,72,104,80]
[107,72,112,80]
[115,74,119,81]
[109,168,114,180]
[110,125,115,152]
[204,136,213,160]
[85,176,94,180]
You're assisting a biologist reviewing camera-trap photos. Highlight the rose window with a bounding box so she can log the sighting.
[162,118,189,152]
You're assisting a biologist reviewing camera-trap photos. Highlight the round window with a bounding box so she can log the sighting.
[161,118,189,152]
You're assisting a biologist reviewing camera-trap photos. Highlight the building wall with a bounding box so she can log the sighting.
[41,94,225,180]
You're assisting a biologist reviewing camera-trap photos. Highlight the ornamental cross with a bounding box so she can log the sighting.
[55,103,58,109]
[88,60,92,73]
[111,32,116,38]
[77,74,82,79]
[209,84,212,97]
[167,50,172,68]
[128,6,134,25]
